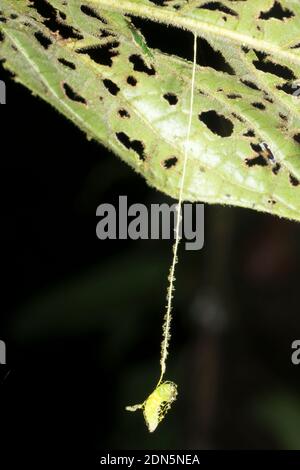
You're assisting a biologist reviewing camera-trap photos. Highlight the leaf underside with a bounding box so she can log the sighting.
[1,0,300,220]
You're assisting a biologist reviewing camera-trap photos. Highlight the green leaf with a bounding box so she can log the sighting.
[1,0,300,220]
[256,391,300,449]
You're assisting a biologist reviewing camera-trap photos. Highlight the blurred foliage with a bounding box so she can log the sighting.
[257,392,300,449]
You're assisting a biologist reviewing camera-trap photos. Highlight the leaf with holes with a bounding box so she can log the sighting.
[1,0,300,220]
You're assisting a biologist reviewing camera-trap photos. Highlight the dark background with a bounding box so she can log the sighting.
[1,17,300,458]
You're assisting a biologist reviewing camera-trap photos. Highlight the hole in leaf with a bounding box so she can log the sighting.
[29,0,55,20]
[116,132,146,161]
[227,94,242,99]
[242,47,250,55]
[198,2,238,16]
[197,38,235,75]
[63,83,86,104]
[293,133,300,144]
[264,95,274,103]
[147,0,165,5]
[100,29,112,38]
[32,0,83,39]
[130,17,197,63]
[259,1,294,20]
[251,143,264,154]
[164,157,178,169]
[129,54,156,75]
[279,113,288,121]
[244,130,255,138]
[34,31,52,49]
[163,93,178,105]
[272,163,281,175]
[241,80,260,91]
[80,5,108,23]
[277,82,298,95]
[253,53,296,80]
[245,155,268,167]
[199,111,234,137]
[127,76,137,86]
[54,23,82,39]
[103,79,120,96]
[252,102,266,110]
[58,58,76,70]
[78,42,119,67]
[119,109,130,118]
[232,112,245,123]
[290,174,300,186]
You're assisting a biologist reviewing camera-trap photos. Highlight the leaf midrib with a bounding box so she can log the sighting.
[89,0,300,66]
